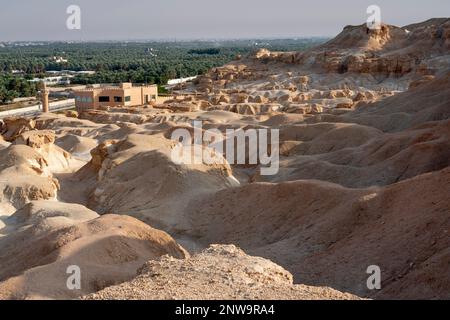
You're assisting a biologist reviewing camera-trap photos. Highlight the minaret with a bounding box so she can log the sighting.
[40,81,49,113]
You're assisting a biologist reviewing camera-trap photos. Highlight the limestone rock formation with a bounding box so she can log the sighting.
[0,117,36,141]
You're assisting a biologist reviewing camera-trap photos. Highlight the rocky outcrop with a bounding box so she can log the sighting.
[13,129,56,148]
[80,110,150,124]
[0,117,36,141]
[0,144,60,215]
[84,245,360,300]
[208,103,281,115]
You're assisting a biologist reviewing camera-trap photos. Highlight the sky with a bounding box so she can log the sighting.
[0,0,449,41]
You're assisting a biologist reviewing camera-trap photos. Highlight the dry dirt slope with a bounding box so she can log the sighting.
[185,167,450,299]
[0,120,355,300]
[0,201,188,299]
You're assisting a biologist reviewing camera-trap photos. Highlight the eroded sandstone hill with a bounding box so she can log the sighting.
[0,18,449,299]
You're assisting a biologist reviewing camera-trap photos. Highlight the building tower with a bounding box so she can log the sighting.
[40,81,49,113]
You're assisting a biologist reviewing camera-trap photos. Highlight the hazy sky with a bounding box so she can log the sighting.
[1,0,449,41]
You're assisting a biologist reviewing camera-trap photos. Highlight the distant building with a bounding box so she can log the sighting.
[51,56,68,63]
[29,76,72,86]
[74,70,96,75]
[167,76,197,86]
[73,82,158,112]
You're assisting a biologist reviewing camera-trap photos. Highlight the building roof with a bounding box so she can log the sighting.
[73,83,157,93]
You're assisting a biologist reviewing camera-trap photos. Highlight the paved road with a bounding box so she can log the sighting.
[0,99,75,119]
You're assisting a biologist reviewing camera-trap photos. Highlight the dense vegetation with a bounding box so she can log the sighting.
[0,38,326,103]
[187,48,221,55]
[0,74,37,103]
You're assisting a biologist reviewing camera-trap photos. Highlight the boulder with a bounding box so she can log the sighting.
[0,117,36,141]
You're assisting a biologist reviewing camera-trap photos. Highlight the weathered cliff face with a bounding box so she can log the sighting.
[237,19,450,77]
[0,117,36,141]
[0,130,67,217]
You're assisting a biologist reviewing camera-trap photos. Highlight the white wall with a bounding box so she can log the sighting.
[0,99,75,118]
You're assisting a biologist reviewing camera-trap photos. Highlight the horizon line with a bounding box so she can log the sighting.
[0,36,333,44]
